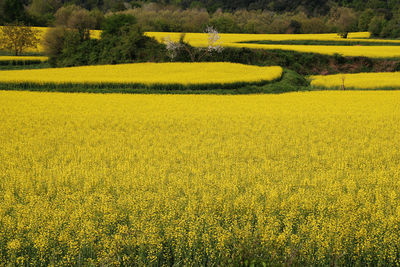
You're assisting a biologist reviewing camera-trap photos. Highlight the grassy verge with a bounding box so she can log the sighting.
[0,59,43,65]
[0,51,44,56]
[0,64,51,71]
[0,69,307,94]
[0,60,50,67]
[0,62,51,70]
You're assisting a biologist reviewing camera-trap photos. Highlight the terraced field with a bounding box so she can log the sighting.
[311,72,400,90]
[148,32,400,58]
[0,62,282,91]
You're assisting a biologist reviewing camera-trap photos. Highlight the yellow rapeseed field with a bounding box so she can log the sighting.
[311,72,400,89]
[1,90,400,265]
[0,62,282,86]
[0,56,48,62]
[227,43,400,58]
[147,31,373,45]
[148,32,400,58]
[0,26,100,53]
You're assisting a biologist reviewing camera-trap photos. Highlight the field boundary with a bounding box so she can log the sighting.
[0,60,47,66]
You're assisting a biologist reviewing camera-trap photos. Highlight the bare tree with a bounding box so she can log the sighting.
[341,75,346,90]
[0,23,40,55]
[43,26,66,60]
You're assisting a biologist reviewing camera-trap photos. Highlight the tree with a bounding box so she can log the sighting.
[358,9,374,31]
[68,9,96,40]
[44,13,166,67]
[287,20,302,34]
[98,14,164,64]
[26,0,63,25]
[54,5,96,41]
[368,16,385,37]
[332,7,358,38]
[2,0,26,23]
[209,12,240,33]
[0,23,40,55]
[164,26,222,62]
[101,14,136,37]
[43,26,66,65]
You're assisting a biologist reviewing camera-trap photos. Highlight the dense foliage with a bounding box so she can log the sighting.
[44,14,165,66]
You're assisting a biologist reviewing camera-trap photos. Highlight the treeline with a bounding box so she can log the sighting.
[1,0,400,38]
[124,4,400,38]
[2,0,397,16]
[140,0,400,15]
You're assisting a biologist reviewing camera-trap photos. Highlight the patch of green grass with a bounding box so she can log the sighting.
[0,62,51,70]
[0,50,44,56]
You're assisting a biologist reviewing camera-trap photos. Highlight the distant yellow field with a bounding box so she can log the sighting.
[2,90,400,265]
[0,56,48,62]
[0,62,282,86]
[0,27,101,53]
[147,31,373,45]
[311,72,400,89]
[148,32,400,58]
[229,43,400,58]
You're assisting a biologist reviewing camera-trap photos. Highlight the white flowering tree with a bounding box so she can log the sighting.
[204,26,222,53]
[164,26,223,62]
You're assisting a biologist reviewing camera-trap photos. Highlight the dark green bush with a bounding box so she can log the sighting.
[48,14,167,67]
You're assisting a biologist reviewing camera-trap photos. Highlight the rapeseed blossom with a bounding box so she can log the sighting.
[148,32,400,58]
[0,62,282,86]
[1,91,400,265]
[310,72,400,89]
[0,56,48,62]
